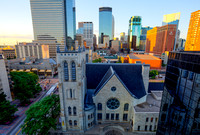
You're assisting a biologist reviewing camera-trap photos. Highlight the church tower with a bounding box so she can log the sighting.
[57,46,88,132]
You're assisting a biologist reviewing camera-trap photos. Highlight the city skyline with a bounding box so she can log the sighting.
[0,0,200,45]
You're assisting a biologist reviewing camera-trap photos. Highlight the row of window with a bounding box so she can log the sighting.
[68,106,76,116]
[97,103,129,111]
[69,120,77,127]
[137,125,157,131]
[88,114,93,120]
[64,61,76,81]
[97,113,128,121]
[88,121,94,128]
[146,117,158,123]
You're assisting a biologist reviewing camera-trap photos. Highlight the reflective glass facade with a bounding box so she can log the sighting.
[139,26,153,51]
[128,16,142,49]
[99,7,113,42]
[157,51,200,135]
[30,0,76,51]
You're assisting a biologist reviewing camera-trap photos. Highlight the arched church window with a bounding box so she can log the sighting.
[98,103,102,110]
[70,89,72,98]
[73,107,77,115]
[71,61,76,81]
[68,107,71,115]
[64,61,69,81]
[124,103,129,111]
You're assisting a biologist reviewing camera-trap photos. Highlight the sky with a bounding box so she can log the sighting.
[0,0,199,45]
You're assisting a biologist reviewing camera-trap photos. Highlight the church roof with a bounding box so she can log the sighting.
[86,63,147,99]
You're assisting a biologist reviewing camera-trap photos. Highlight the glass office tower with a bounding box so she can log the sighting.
[30,0,76,51]
[128,16,142,49]
[99,7,113,42]
[157,51,200,135]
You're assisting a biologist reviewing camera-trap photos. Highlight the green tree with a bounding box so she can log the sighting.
[149,70,159,79]
[10,71,42,105]
[22,95,60,135]
[92,58,102,63]
[116,57,122,63]
[0,90,18,124]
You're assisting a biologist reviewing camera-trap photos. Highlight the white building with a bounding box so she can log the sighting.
[77,22,93,48]
[0,54,12,101]
[55,46,162,135]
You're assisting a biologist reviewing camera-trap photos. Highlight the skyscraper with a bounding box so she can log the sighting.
[30,0,76,53]
[162,12,180,50]
[120,32,125,41]
[99,7,113,42]
[112,15,115,39]
[185,10,200,51]
[157,51,200,135]
[139,26,153,51]
[77,22,93,48]
[128,16,142,50]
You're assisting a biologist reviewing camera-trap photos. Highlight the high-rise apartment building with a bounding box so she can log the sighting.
[77,22,93,48]
[30,0,76,53]
[185,10,200,51]
[128,16,142,50]
[146,24,177,56]
[139,26,153,51]
[157,51,200,135]
[162,12,180,50]
[99,7,113,42]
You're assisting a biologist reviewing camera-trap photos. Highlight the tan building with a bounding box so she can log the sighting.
[2,46,16,59]
[0,54,12,101]
[15,42,49,59]
[185,10,200,51]
[111,40,120,52]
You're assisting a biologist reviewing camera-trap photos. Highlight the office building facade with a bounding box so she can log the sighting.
[77,22,93,48]
[99,7,113,42]
[128,16,142,50]
[185,10,200,51]
[120,32,125,41]
[157,51,200,135]
[30,0,76,51]
[139,26,153,51]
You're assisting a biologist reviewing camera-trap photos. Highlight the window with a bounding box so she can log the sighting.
[106,113,109,120]
[116,114,119,120]
[155,118,158,123]
[98,113,102,120]
[149,125,152,131]
[98,103,102,110]
[189,72,194,80]
[145,125,148,131]
[73,107,76,115]
[111,86,116,91]
[138,126,140,131]
[124,103,129,111]
[71,61,76,81]
[162,104,168,111]
[88,123,91,128]
[68,107,72,115]
[123,114,128,121]
[64,61,69,81]
[151,117,153,122]
[154,125,157,130]
[74,120,77,126]
[107,98,120,110]
[88,115,90,120]
[70,89,72,98]
[183,70,188,78]
[69,120,72,126]
[146,117,149,122]
[111,113,114,120]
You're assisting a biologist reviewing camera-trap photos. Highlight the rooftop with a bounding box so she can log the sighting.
[129,54,161,60]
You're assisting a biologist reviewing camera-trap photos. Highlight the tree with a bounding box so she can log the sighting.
[92,58,102,63]
[10,71,42,105]
[116,57,122,63]
[22,95,60,135]
[0,90,18,124]
[149,70,159,79]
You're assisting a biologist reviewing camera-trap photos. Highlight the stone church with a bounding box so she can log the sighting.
[56,46,161,135]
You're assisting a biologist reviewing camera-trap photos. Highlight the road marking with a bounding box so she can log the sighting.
[16,128,21,135]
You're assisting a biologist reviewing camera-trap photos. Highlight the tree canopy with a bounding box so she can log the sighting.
[10,71,42,105]
[92,58,102,63]
[149,70,159,79]
[22,94,60,135]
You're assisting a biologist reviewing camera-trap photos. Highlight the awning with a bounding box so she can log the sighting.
[25,69,30,72]
[11,69,17,71]
[19,69,24,72]
[32,68,37,71]
[39,70,45,72]
[46,70,52,72]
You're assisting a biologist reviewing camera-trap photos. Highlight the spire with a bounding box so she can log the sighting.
[57,45,60,53]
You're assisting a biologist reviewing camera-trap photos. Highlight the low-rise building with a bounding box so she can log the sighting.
[2,46,16,59]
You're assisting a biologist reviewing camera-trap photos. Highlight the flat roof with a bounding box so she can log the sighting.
[129,54,161,60]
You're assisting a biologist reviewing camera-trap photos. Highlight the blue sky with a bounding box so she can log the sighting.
[0,0,199,45]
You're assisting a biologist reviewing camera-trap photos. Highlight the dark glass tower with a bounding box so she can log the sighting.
[157,51,200,135]
[30,0,76,51]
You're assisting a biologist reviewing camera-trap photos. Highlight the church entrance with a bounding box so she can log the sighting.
[104,130,123,135]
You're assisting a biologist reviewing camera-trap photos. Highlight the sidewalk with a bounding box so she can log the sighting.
[0,79,58,135]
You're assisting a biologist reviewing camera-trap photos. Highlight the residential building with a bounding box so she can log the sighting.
[146,24,177,56]
[157,51,200,135]
[2,46,16,59]
[139,26,153,51]
[55,47,162,134]
[185,10,200,51]
[128,16,142,49]
[99,7,113,42]
[0,54,12,101]
[30,0,76,52]
[162,12,181,50]
[77,22,93,48]
[15,42,49,59]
